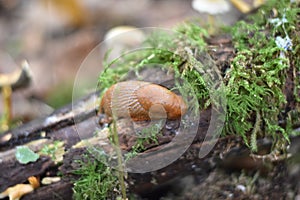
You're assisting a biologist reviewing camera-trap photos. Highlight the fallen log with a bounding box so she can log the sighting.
[1,8,300,198]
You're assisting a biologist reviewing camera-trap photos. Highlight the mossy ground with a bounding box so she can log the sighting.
[74,0,300,198]
[98,0,299,152]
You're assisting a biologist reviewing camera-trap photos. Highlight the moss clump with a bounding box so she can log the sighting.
[224,0,299,151]
[72,153,119,200]
[125,122,162,160]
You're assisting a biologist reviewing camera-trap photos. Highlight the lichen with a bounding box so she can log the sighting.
[15,146,40,164]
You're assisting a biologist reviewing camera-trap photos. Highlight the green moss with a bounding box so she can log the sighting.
[125,122,162,160]
[175,22,208,49]
[224,0,299,151]
[39,140,64,164]
[72,153,119,200]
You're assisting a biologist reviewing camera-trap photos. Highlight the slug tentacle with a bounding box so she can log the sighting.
[99,81,187,121]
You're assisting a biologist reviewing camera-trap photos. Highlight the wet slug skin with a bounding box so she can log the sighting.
[99,81,187,121]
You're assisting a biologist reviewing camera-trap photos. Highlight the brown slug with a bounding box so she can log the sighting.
[99,81,187,121]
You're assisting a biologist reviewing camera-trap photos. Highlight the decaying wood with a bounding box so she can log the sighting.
[0,33,299,200]
[22,181,73,200]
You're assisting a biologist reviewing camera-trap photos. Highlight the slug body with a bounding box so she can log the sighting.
[99,81,187,121]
